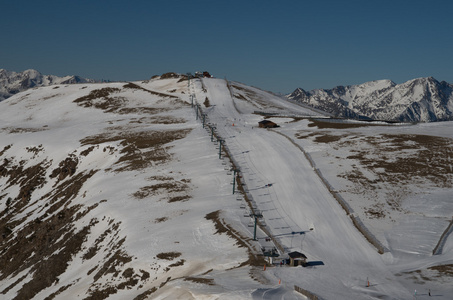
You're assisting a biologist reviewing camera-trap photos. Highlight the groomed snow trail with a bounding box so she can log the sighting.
[196,78,413,300]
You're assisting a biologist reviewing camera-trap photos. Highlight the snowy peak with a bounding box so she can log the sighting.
[0,69,100,101]
[288,77,453,122]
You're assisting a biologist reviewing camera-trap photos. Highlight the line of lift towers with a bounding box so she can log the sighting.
[187,74,278,261]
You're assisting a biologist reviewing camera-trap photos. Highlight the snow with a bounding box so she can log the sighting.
[0,76,452,299]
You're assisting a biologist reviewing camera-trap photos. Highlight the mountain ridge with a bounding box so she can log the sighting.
[287,77,453,122]
[0,69,102,101]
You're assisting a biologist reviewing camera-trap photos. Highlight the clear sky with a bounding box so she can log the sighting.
[2,0,452,93]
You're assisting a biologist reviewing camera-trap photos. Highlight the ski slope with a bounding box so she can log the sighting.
[190,77,452,299]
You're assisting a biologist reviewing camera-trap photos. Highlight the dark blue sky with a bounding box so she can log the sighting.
[2,0,452,93]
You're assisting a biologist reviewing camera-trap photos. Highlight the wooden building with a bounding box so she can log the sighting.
[258,120,278,128]
[288,251,307,267]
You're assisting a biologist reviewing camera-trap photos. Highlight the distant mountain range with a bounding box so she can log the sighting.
[0,69,102,101]
[2,69,452,123]
[287,77,453,122]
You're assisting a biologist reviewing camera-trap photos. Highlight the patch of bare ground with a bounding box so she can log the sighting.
[83,229,156,299]
[80,129,191,172]
[308,131,453,217]
[184,277,215,285]
[156,252,182,260]
[1,127,48,134]
[203,97,210,107]
[397,264,453,284]
[73,85,185,117]
[0,143,112,299]
[168,259,185,268]
[0,203,99,299]
[313,133,347,143]
[0,144,12,156]
[154,217,169,223]
[50,154,79,182]
[73,87,122,110]
[132,179,190,203]
[308,119,396,129]
[429,264,453,277]
[132,287,157,300]
[130,116,186,124]
[26,144,44,158]
[205,211,266,268]
[0,158,50,213]
[341,134,453,188]
[167,195,191,203]
[123,82,178,99]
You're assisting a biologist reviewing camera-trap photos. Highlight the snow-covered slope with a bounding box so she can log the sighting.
[288,77,453,122]
[0,69,100,101]
[1,74,452,299]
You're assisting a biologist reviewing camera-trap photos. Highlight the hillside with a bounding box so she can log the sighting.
[287,77,453,122]
[1,74,452,299]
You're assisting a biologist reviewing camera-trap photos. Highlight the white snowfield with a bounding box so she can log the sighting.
[0,75,452,299]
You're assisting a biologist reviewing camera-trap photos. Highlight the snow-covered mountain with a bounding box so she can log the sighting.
[0,69,100,101]
[287,77,453,122]
[1,74,452,299]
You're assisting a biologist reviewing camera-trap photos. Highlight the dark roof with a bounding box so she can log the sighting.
[258,120,276,124]
[288,251,307,259]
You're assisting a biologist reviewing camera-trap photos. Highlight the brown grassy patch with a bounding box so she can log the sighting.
[123,82,178,99]
[0,144,12,156]
[132,181,189,199]
[168,259,185,267]
[73,87,122,110]
[156,252,181,260]
[204,97,211,107]
[184,277,215,285]
[26,144,44,157]
[0,202,99,299]
[313,134,346,143]
[147,115,187,124]
[205,211,266,267]
[311,131,453,216]
[340,134,453,188]
[50,154,79,182]
[154,217,169,223]
[428,264,453,277]
[0,158,50,208]
[160,72,180,79]
[398,265,453,284]
[133,287,157,300]
[80,146,96,156]
[308,119,392,129]
[167,195,191,203]
[73,85,181,117]
[3,127,48,133]
[80,129,191,172]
